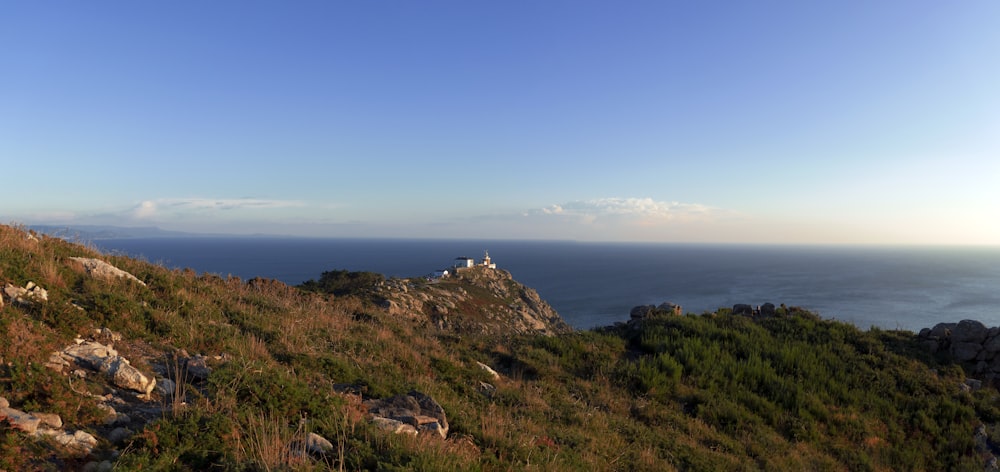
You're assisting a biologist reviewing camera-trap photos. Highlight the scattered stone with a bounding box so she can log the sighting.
[69,257,146,286]
[478,381,497,399]
[96,404,120,425]
[184,355,212,380]
[156,378,177,397]
[95,327,123,342]
[0,396,8,408]
[4,282,48,305]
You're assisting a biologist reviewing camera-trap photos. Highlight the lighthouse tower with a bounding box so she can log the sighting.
[482,250,496,269]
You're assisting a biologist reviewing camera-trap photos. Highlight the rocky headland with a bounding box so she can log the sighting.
[375,265,571,336]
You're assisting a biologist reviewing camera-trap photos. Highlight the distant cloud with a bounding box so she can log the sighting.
[130,198,304,219]
[527,197,716,223]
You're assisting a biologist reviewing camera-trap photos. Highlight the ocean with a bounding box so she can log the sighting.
[93,237,1000,333]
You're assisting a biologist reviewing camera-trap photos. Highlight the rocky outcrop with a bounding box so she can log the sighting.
[377,267,571,336]
[53,338,157,396]
[630,302,682,320]
[3,281,49,306]
[69,257,146,286]
[919,320,1000,383]
[364,390,449,439]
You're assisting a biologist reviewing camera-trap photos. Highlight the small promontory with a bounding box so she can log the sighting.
[376,265,571,336]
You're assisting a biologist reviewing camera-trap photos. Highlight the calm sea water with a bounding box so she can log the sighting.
[93,238,1000,332]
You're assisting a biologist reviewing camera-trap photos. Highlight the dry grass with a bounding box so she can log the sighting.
[0,314,54,364]
[234,410,311,471]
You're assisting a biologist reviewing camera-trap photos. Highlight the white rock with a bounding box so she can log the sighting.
[100,356,156,395]
[372,417,418,436]
[304,432,334,455]
[51,430,98,456]
[476,361,501,380]
[69,257,146,286]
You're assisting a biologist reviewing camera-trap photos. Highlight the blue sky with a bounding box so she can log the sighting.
[2,1,998,244]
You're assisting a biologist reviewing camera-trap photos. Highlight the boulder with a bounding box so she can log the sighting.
[952,320,988,344]
[107,426,132,445]
[304,432,334,455]
[365,390,449,439]
[100,356,156,395]
[759,303,776,317]
[630,305,656,320]
[47,429,99,456]
[371,417,418,436]
[69,257,146,286]
[630,302,682,320]
[476,361,500,380]
[929,322,956,340]
[95,327,123,342]
[984,335,1000,354]
[62,341,118,370]
[732,304,753,316]
[0,407,42,434]
[32,412,63,429]
[184,355,212,380]
[657,302,682,316]
[478,381,497,399]
[951,342,983,363]
[59,339,156,396]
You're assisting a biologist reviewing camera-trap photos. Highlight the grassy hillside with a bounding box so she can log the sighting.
[1,224,997,471]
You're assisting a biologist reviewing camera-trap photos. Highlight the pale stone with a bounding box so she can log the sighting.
[1,407,42,434]
[476,361,501,380]
[304,432,334,455]
[32,412,63,429]
[100,356,156,395]
[51,430,98,456]
[372,417,418,436]
[69,257,146,286]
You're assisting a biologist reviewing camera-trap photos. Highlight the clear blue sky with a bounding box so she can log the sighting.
[3,1,998,244]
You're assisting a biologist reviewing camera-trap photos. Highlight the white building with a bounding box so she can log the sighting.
[481,250,496,269]
[454,257,475,268]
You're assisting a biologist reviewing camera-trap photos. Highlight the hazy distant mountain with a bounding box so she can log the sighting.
[29,225,201,240]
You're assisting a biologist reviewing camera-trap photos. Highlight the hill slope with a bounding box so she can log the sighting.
[1,223,999,471]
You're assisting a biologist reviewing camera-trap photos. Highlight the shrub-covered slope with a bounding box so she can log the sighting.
[1,224,998,471]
